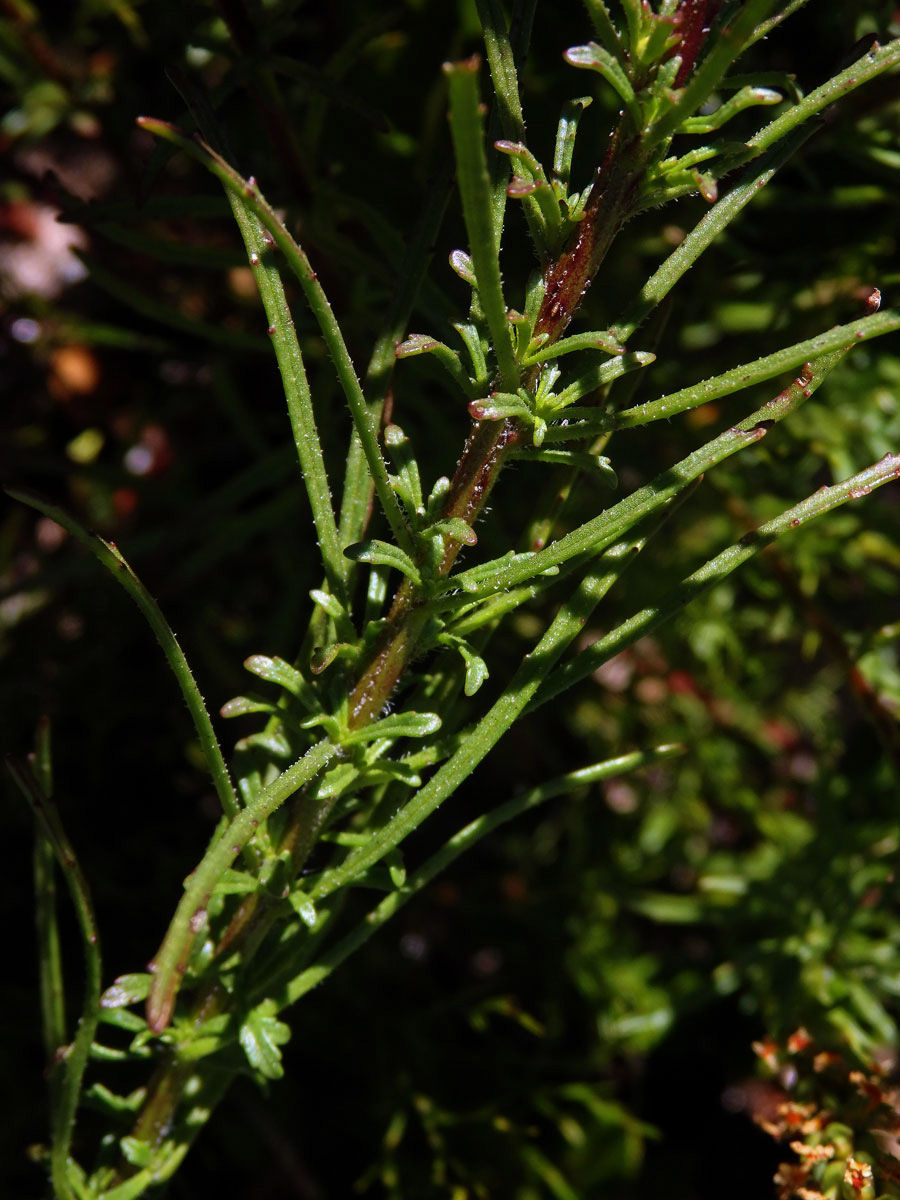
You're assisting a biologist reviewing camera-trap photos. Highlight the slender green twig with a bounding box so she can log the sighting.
[30,719,66,1063]
[8,756,102,1200]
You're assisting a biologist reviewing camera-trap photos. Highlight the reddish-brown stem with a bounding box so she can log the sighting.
[345,121,649,728]
[348,417,523,727]
[672,0,727,87]
[536,127,644,344]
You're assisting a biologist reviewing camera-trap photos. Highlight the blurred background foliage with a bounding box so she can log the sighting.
[2,1,900,1196]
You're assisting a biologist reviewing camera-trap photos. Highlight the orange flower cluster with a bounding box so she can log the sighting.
[749,1029,899,1200]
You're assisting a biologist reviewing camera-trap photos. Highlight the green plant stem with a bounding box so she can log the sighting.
[4,489,242,826]
[8,756,102,1200]
[531,450,900,709]
[345,417,523,727]
[30,719,66,1062]
[535,117,645,346]
[34,826,65,1054]
[146,738,336,1032]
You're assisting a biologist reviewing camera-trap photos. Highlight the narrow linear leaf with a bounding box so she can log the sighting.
[395,334,476,396]
[565,42,640,127]
[100,975,153,1009]
[342,711,441,747]
[533,451,900,707]
[553,350,656,408]
[679,85,781,134]
[243,654,319,708]
[5,489,241,825]
[136,117,414,555]
[524,327,624,364]
[611,309,900,429]
[443,58,520,392]
[343,539,422,585]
